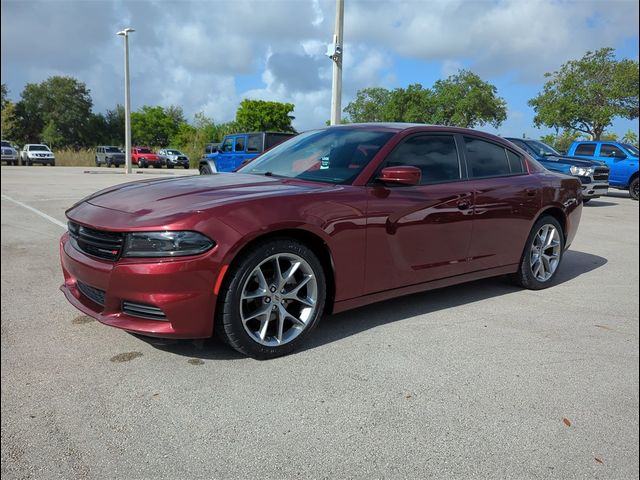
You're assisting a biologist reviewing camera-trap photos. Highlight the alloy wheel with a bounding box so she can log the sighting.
[530,224,561,282]
[240,253,318,347]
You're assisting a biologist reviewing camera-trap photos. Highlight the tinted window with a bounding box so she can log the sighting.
[137,148,152,154]
[106,146,120,153]
[574,143,596,156]
[235,137,245,152]
[622,143,639,156]
[240,128,394,184]
[265,133,294,149]
[600,144,626,158]
[506,150,525,173]
[464,137,511,178]
[385,135,460,184]
[247,134,261,152]
[221,138,233,152]
[1,141,10,147]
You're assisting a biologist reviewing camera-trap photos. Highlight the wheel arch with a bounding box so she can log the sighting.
[220,228,337,314]
[628,171,638,187]
[533,206,567,241]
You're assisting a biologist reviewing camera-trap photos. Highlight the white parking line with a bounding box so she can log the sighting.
[1,194,67,229]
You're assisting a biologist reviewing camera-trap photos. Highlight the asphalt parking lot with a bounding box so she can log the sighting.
[1,166,638,479]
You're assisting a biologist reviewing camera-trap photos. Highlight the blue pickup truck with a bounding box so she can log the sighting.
[566,141,639,201]
[199,132,295,174]
[505,138,609,203]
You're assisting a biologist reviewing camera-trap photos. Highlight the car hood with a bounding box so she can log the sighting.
[83,173,331,216]
[541,155,605,168]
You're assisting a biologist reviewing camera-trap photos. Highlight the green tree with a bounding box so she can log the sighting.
[430,70,507,128]
[622,129,639,146]
[1,83,9,110]
[343,87,392,122]
[539,130,583,153]
[529,48,639,140]
[131,105,182,147]
[343,71,506,128]
[14,76,95,146]
[600,131,618,141]
[1,84,18,139]
[41,119,64,148]
[235,99,296,132]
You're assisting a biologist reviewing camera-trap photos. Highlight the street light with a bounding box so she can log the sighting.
[117,27,135,174]
[328,0,344,125]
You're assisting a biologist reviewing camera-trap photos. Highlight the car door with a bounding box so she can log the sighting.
[365,134,474,293]
[598,143,629,185]
[232,135,248,170]
[461,135,541,272]
[216,137,235,171]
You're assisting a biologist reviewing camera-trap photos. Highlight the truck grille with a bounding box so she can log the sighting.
[593,167,609,182]
[68,221,124,261]
[77,281,106,306]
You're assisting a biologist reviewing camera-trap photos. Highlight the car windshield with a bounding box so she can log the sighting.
[138,148,152,154]
[1,141,10,147]
[239,128,395,184]
[106,146,121,153]
[166,150,181,155]
[622,143,639,156]
[30,145,50,151]
[527,140,560,156]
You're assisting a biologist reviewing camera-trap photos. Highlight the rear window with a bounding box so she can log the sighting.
[464,137,512,178]
[265,133,295,149]
[574,143,596,156]
[247,134,261,152]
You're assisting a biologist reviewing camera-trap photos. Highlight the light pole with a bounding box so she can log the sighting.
[117,27,135,174]
[329,0,344,125]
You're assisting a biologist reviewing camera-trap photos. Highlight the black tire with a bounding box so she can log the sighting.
[200,164,213,175]
[629,177,639,201]
[510,215,565,290]
[107,160,112,168]
[167,164,174,169]
[215,238,326,359]
[184,165,189,169]
[582,198,591,204]
[95,157,100,167]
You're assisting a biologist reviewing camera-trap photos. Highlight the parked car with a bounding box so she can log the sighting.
[566,140,639,200]
[1,140,19,165]
[60,124,582,359]
[21,144,55,166]
[199,132,296,174]
[505,138,609,203]
[158,149,190,169]
[95,146,125,167]
[131,147,162,168]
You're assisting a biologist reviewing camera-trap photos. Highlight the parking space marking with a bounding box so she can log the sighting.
[1,194,66,229]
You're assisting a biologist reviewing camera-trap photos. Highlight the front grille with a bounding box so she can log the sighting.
[593,167,609,182]
[122,301,167,320]
[77,281,106,306]
[68,221,124,261]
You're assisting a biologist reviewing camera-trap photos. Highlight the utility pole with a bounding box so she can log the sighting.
[329,0,344,125]
[117,28,135,174]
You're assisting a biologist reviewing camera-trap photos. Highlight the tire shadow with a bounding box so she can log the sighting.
[138,250,607,360]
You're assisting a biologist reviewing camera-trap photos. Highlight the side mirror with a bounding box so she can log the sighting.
[377,166,422,186]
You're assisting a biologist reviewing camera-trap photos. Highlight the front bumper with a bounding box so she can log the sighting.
[581,181,609,199]
[59,232,221,338]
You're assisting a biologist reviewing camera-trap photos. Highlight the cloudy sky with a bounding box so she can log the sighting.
[1,0,638,137]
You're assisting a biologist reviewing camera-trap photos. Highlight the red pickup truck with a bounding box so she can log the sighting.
[132,147,163,168]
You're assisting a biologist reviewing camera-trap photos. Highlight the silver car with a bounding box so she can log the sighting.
[1,140,19,165]
[158,149,190,169]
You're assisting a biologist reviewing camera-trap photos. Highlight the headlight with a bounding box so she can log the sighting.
[122,231,214,257]
[570,166,594,176]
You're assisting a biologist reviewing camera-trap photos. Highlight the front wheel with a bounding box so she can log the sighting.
[511,215,564,290]
[200,164,213,175]
[582,198,591,204]
[216,239,326,359]
[629,177,639,201]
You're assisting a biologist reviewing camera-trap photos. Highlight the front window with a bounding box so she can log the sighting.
[525,140,560,157]
[240,128,395,184]
[137,148,153,154]
[29,145,51,152]
[221,138,233,152]
[622,143,639,156]
[166,149,181,155]
[105,146,121,153]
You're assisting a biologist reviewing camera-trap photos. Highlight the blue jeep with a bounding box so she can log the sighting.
[199,132,295,174]
[506,138,609,202]
[566,141,639,200]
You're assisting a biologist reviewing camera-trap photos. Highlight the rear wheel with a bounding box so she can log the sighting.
[216,239,326,359]
[511,215,564,290]
[629,177,639,201]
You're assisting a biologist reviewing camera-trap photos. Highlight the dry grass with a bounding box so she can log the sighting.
[54,148,96,167]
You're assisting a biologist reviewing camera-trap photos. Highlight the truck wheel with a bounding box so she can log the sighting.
[582,198,591,204]
[511,215,565,290]
[200,164,213,175]
[215,238,326,359]
[629,177,639,201]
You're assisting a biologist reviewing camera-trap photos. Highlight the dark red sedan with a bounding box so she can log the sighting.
[60,124,582,358]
